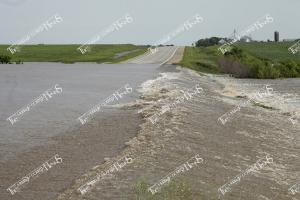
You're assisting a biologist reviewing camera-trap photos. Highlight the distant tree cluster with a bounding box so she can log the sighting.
[195,37,225,47]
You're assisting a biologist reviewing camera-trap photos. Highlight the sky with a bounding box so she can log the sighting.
[0,0,299,45]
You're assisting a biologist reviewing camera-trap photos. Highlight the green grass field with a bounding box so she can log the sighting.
[180,47,220,74]
[180,42,300,78]
[236,42,300,63]
[0,44,148,63]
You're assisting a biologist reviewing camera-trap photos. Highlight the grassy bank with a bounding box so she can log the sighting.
[0,44,147,63]
[179,47,220,74]
[180,42,300,79]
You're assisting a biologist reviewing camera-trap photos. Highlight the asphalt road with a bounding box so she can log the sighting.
[124,46,179,65]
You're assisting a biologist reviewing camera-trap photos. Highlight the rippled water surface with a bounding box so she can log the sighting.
[0,63,159,161]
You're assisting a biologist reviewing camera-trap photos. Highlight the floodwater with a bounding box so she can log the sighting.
[0,62,161,200]
[57,64,299,200]
[0,63,160,160]
[0,61,299,200]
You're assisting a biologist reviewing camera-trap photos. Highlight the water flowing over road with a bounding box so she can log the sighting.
[57,47,299,200]
[1,47,299,200]
[0,47,182,200]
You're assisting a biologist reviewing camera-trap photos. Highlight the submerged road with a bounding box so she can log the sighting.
[2,46,299,200]
[0,47,182,200]
[57,47,299,200]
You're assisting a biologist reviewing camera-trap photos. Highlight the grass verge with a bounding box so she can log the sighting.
[179,47,220,74]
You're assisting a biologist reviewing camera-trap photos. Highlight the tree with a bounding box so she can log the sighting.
[0,55,12,64]
[195,37,224,47]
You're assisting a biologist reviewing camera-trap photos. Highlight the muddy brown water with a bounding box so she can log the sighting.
[0,62,299,200]
[56,65,299,200]
[0,63,159,200]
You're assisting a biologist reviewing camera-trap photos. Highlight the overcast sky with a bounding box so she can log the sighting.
[0,0,299,45]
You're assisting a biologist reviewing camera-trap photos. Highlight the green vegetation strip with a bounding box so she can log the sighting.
[237,42,300,63]
[180,47,220,74]
[0,44,148,63]
[180,42,300,79]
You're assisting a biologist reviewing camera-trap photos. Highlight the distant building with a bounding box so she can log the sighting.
[218,39,227,44]
[240,36,253,42]
[274,31,279,42]
[227,29,253,43]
